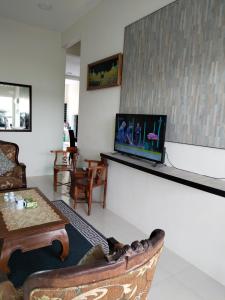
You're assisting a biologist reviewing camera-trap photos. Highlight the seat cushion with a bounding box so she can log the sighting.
[0,149,15,176]
[77,244,106,266]
[0,176,23,190]
[0,281,22,300]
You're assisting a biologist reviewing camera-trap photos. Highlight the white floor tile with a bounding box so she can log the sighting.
[174,265,225,300]
[151,264,171,287]
[157,247,190,275]
[149,278,203,300]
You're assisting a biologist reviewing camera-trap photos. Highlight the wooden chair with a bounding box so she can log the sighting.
[0,229,165,300]
[50,147,78,192]
[71,159,108,215]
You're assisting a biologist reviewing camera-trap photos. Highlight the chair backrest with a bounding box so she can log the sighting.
[23,229,165,300]
[0,140,19,163]
[88,165,107,186]
[0,140,27,189]
[51,147,78,171]
[86,159,108,186]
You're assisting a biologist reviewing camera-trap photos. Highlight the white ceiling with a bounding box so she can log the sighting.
[0,0,102,32]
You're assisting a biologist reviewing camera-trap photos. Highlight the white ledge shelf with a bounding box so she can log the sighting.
[101,152,225,198]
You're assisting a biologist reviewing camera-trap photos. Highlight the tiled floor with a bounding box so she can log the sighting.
[28,175,225,300]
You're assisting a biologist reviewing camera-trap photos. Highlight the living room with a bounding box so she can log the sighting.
[0,0,225,299]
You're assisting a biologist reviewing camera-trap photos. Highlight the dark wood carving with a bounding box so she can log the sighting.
[106,229,164,262]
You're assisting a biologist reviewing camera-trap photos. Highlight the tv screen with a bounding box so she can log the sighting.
[114,114,167,163]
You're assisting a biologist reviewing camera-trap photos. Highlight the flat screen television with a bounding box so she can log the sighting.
[114,114,167,163]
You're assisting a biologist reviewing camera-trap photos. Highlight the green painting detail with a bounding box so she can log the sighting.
[89,62,118,87]
[87,53,122,90]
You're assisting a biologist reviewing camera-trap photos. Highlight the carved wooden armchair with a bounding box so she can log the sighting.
[0,229,164,300]
[0,140,26,191]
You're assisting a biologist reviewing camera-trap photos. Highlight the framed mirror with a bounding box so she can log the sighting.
[0,82,32,132]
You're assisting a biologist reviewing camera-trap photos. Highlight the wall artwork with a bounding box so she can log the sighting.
[87,53,123,90]
[120,0,225,149]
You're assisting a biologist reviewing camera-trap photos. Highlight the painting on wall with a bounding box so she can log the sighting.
[87,53,123,90]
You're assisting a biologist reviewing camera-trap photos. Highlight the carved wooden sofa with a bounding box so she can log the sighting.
[0,140,26,191]
[0,229,165,300]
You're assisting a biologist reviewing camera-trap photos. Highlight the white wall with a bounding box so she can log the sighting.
[62,0,225,285]
[107,160,225,286]
[0,17,65,176]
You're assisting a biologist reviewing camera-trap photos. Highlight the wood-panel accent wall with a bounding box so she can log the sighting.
[120,0,225,148]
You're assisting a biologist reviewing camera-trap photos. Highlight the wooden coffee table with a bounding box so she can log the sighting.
[0,188,69,273]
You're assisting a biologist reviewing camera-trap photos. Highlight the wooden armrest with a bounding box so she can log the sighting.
[84,159,104,169]
[85,159,101,164]
[23,261,117,298]
[50,150,66,154]
[88,165,104,171]
[51,148,78,154]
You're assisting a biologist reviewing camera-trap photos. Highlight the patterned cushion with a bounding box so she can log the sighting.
[0,271,7,283]
[0,281,22,300]
[0,177,23,190]
[0,149,15,176]
[77,244,106,266]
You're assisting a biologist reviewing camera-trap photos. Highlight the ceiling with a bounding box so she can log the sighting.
[0,0,102,32]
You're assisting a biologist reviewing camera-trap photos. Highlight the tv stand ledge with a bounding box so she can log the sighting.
[100,152,225,198]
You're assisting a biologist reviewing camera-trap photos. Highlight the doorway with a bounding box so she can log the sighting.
[64,41,81,148]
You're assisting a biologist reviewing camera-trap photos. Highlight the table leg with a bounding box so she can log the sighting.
[54,228,69,261]
[0,240,11,274]
[0,228,70,273]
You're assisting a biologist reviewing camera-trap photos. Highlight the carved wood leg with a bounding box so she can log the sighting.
[70,171,74,198]
[74,186,78,209]
[54,169,58,192]
[103,180,107,209]
[87,188,92,216]
[0,240,11,274]
[86,190,89,201]
[0,228,70,273]
[103,166,108,209]
[56,229,69,261]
